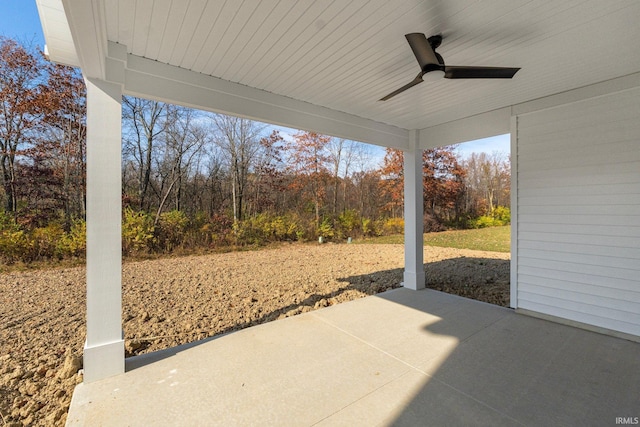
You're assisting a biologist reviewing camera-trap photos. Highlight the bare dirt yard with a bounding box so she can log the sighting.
[0,243,509,426]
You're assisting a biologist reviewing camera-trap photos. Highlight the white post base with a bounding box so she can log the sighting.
[83,339,125,383]
[403,271,426,291]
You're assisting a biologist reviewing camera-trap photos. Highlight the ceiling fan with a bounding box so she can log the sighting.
[380,33,520,101]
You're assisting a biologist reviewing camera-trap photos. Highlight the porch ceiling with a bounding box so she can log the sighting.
[38,0,640,142]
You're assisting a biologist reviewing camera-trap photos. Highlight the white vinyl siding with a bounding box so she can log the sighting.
[514,87,640,337]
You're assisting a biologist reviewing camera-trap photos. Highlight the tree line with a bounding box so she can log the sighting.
[0,37,509,263]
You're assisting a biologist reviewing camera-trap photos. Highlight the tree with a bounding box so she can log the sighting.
[39,63,86,228]
[463,152,510,216]
[380,146,466,224]
[211,115,264,222]
[286,131,331,226]
[202,152,227,216]
[326,138,360,215]
[379,147,404,217]
[352,169,382,219]
[153,105,207,224]
[422,147,466,223]
[0,37,45,214]
[251,130,285,215]
[122,96,166,211]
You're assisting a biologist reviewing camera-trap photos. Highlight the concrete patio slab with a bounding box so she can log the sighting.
[66,288,640,426]
[315,370,521,427]
[420,312,640,426]
[313,288,511,375]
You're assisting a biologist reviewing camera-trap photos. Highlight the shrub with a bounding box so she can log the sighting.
[337,209,361,239]
[362,218,373,237]
[0,228,30,263]
[317,217,334,240]
[31,224,65,260]
[122,208,155,254]
[492,206,511,224]
[208,214,234,246]
[271,214,302,241]
[182,211,211,248]
[233,215,263,245]
[424,214,446,232]
[0,213,33,263]
[231,213,303,246]
[0,211,16,231]
[382,217,404,235]
[468,215,497,229]
[57,219,86,258]
[157,210,189,251]
[467,206,511,229]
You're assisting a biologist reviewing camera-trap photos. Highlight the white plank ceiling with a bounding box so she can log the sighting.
[79,0,640,130]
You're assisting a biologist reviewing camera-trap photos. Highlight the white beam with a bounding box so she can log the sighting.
[84,77,124,382]
[61,0,107,79]
[403,130,425,290]
[116,49,409,150]
[419,107,511,149]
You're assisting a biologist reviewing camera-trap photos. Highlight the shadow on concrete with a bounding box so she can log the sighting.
[364,290,640,426]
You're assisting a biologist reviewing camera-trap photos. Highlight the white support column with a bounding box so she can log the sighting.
[84,78,124,383]
[403,130,425,290]
[509,115,518,309]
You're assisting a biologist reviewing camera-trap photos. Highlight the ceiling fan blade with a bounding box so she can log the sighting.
[405,33,440,70]
[444,66,520,79]
[379,73,424,101]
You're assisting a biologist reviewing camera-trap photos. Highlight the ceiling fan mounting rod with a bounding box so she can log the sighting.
[427,34,442,50]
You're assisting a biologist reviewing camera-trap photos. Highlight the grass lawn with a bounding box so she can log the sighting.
[358,226,510,253]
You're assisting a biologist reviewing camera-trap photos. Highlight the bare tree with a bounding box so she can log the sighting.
[122,96,166,211]
[211,114,264,222]
[463,151,510,215]
[249,130,285,216]
[153,105,207,224]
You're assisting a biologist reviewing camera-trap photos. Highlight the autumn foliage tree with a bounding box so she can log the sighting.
[0,37,46,215]
[379,148,404,217]
[285,131,331,227]
[422,147,466,225]
[39,63,86,228]
[380,146,467,229]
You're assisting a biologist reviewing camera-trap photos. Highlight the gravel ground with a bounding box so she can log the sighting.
[0,243,509,426]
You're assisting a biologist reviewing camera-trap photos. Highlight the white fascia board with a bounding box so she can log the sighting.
[513,72,640,116]
[418,107,511,149]
[36,0,80,67]
[60,0,108,79]
[114,48,408,150]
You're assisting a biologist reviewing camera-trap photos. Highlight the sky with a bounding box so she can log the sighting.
[0,1,510,160]
[0,0,44,46]
[454,133,510,158]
